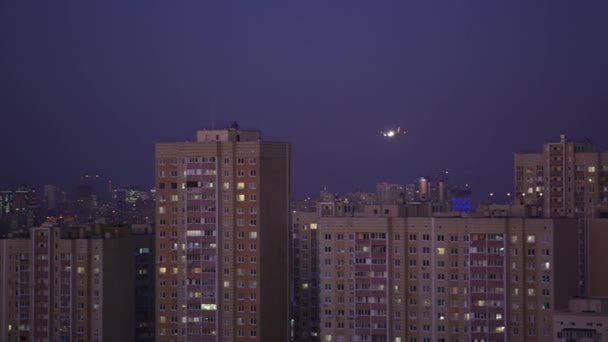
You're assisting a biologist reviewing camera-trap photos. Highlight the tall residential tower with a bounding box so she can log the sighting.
[154,124,290,341]
[514,134,608,219]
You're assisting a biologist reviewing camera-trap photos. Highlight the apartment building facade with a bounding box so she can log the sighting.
[0,223,154,342]
[514,134,608,219]
[514,134,608,296]
[314,207,578,342]
[154,124,290,341]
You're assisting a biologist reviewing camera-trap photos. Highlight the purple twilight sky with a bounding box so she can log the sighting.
[1,1,607,203]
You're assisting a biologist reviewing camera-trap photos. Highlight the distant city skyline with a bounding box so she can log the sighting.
[2,131,608,207]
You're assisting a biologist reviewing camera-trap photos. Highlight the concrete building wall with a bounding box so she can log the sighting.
[314,214,579,342]
[0,224,152,342]
[553,219,581,310]
[259,142,291,342]
[102,238,135,341]
[155,127,290,342]
[588,219,608,297]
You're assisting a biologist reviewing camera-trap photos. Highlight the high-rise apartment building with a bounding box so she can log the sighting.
[310,205,579,342]
[514,134,608,219]
[0,222,154,342]
[154,124,290,341]
[515,134,608,296]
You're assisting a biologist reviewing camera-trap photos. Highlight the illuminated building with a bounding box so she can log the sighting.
[450,187,473,213]
[296,199,579,342]
[0,223,154,341]
[154,123,290,341]
[0,186,42,235]
[112,185,154,224]
[515,134,608,295]
[514,134,608,219]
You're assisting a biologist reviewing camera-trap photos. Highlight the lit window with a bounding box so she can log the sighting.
[527,235,535,243]
[588,166,596,173]
[436,248,445,255]
[237,182,245,190]
[237,194,245,202]
[310,223,318,230]
[201,304,216,310]
[223,182,230,190]
[159,267,166,274]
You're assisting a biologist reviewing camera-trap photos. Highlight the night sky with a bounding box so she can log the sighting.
[1,1,607,203]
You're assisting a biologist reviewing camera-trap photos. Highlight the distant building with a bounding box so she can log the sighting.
[154,124,290,341]
[515,134,608,296]
[514,134,608,219]
[0,186,42,234]
[112,185,154,224]
[0,222,155,341]
[75,184,96,223]
[291,195,318,213]
[553,297,608,341]
[414,175,431,202]
[404,184,416,203]
[450,187,473,213]
[43,184,68,216]
[376,182,405,204]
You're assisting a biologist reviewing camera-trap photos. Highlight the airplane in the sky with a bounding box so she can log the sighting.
[380,126,406,138]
